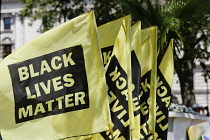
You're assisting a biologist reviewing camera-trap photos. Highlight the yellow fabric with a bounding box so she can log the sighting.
[98,17,126,49]
[98,16,125,67]
[0,11,110,140]
[130,21,141,140]
[92,15,133,140]
[140,26,157,139]
[159,40,174,87]
[154,39,174,139]
[188,121,210,140]
[138,37,153,139]
[62,135,92,140]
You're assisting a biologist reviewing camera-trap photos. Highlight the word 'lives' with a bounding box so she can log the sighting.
[101,55,130,140]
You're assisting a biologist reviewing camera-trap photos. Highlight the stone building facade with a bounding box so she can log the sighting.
[1,0,41,61]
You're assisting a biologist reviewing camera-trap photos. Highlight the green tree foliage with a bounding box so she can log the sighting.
[119,0,210,107]
[21,0,126,31]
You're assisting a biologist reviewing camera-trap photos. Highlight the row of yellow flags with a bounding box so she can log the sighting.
[0,11,174,140]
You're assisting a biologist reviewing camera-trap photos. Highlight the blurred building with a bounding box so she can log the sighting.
[172,66,210,114]
[1,0,41,61]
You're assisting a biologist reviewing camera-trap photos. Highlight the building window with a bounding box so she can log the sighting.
[2,45,12,58]
[1,37,13,59]
[4,17,11,30]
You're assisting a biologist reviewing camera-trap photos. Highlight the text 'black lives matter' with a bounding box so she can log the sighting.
[139,71,153,139]
[101,45,114,66]
[101,55,130,140]
[131,50,141,117]
[8,45,89,123]
[155,68,171,140]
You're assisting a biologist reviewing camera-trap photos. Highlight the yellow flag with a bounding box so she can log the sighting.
[0,11,110,140]
[139,26,157,139]
[61,135,92,140]
[130,21,142,140]
[92,16,134,140]
[188,121,210,140]
[155,39,174,140]
[99,16,126,66]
